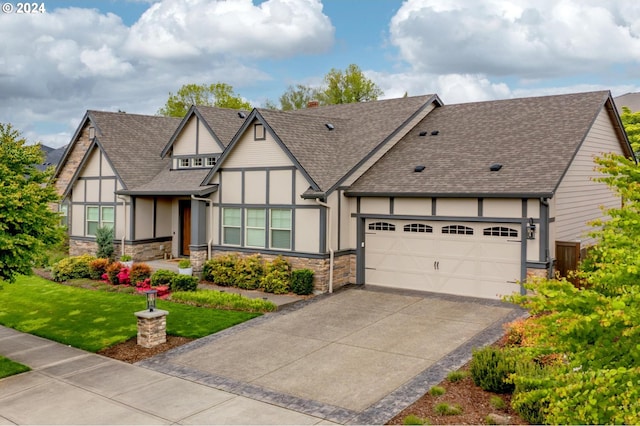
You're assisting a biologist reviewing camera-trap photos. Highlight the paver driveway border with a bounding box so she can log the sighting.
[139,285,526,424]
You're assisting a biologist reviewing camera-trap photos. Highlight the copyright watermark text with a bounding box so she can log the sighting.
[2,2,46,14]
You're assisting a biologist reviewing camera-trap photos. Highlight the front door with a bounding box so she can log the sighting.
[180,201,191,256]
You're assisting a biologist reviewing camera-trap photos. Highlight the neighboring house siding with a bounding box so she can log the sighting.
[554,109,622,246]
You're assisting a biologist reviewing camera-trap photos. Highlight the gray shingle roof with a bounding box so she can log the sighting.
[346,91,618,197]
[257,95,438,192]
[118,166,216,196]
[194,106,249,148]
[88,111,181,189]
[614,92,640,114]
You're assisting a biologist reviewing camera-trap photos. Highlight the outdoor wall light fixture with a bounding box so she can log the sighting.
[145,289,158,312]
[527,218,536,240]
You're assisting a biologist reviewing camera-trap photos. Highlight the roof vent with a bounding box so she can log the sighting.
[419,131,428,136]
[414,165,426,172]
[238,112,246,118]
[490,163,503,171]
[431,130,439,136]
[325,123,335,130]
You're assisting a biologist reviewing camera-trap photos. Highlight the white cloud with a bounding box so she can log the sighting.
[125,0,334,59]
[390,0,640,78]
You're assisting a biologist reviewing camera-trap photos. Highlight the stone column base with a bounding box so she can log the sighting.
[134,309,168,348]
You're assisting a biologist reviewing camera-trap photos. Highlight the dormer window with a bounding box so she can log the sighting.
[179,158,189,168]
[254,123,266,140]
[192,158,203,167]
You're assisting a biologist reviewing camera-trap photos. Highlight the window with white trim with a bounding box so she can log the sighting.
[86,206,114,236]
[222,208,241,245]
[483,226,518,237]
[404,223,433,233]
[442,225,474,235]
[192,158,203,167]
[270,209,292,249]
[206,157,216,167]
[368,222,395,231]
[179,158,189,168]
[246,209,266,247]
[60,203,69,227]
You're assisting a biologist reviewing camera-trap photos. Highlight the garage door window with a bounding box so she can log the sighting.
[442,225,474,235]
[483,226,518,237]
[369,222,395,231]
[404,223,433,233]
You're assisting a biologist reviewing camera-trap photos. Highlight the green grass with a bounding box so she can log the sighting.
[446,370,469,383]
[171,289,277,313]
[0,275,259,352]
[0,356,30,379]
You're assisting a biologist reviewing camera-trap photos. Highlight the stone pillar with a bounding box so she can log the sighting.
[134,310,168,348]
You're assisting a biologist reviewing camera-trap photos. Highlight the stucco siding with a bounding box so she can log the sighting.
[100,179,116,203]
[394,198,432,216]
[72,180,84,202]
[173,117,197,155]
[295,208,320,252]
[360,197,390,214]
[220,171,242,204]
[554,109,623,244]
[71,204,84,236]
[244,170,267,204]
[85,180,100,202]
[269,169,293,204]
[223,122,293,168]
[484,199,522,218]
[295,170,317,206]
[156,198,172,237]
[436,198,477,216]
[83,147,101,176]
[135,198,154,239]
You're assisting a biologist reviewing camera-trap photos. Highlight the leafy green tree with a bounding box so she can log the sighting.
[620,106,640,153]
[158,83,252,117]
[267,64,383,110]
[0,123,63,284]
[321,64,383,104]
[278,84,324,111]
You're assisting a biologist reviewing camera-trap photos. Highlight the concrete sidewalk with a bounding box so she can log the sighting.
[0,326,330,425]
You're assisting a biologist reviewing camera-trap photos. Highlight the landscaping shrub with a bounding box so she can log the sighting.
[105,261,125,285]
[151,269,176,286]
[202,253,239,286]
[95,226,114,260]
[129,263,152,285]
[428,386,445,396]
[51,254,95,282]
[235,254,264,290]
[446,370,468,383]
[434,402,462,416]
[171,274,199,292]
[260,256,292,294]
[470,346,518,394]
[402,414,428,425]
[178,259,191,269]
[88,258,110,280]
[291,268,314,295]
[489,395,506,410]
[171,289,277,313]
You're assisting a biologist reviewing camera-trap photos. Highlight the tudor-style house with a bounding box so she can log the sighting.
[54,91,633,299]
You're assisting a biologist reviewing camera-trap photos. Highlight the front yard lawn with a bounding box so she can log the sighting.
[0,275,259,352]
[0,356,30,379]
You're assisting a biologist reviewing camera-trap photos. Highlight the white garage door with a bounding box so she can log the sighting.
[365,219,521,299]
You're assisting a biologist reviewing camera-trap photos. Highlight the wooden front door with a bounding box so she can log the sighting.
[555,241,580,284]
[180,201,191,256]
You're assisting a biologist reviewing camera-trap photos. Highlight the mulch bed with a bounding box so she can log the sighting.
[97,335,195,364]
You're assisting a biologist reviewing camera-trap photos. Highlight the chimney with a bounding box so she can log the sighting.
[307,100,319,108]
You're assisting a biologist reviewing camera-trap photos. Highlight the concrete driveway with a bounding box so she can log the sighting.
[141,286,523,424]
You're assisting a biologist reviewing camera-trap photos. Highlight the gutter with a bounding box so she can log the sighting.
[314,198,334,293]
[117,195,127,257]
[191,194,213,260]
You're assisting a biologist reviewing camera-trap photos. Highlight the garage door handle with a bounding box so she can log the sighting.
[365,267,376,270]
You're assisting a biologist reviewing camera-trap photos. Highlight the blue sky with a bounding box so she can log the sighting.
[1,0,639,148]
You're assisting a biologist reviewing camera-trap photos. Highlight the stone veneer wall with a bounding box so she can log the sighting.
[526,267,549,280]
[205,250,356,293]
[70,238,171,262]
[55,124,93,196]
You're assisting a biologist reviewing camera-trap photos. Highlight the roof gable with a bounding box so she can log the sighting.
[347,91,631,197]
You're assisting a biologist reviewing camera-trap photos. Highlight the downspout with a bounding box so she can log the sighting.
[540,197,552,279]
[315,198,334,293]
[191,194,213,260]
[117,195,126,257]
